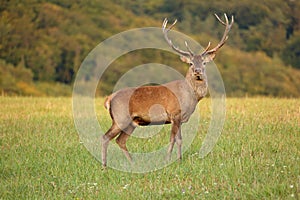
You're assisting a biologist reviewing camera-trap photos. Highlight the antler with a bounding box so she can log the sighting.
[162,18,194,57]
[202,13,234,55]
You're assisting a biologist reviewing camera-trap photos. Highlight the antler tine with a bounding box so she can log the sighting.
[185,41,194,56]
[162,18,168,29]
[169,19,178,31]
[214,13,227,26]
[201,41,211,54]
[202,13,234,55]
[162,18,192,57]
[162,18,177,31]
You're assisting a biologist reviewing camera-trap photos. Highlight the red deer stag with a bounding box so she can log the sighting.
[102,14,234,167]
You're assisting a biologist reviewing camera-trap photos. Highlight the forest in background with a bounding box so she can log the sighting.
[1,0,300,97]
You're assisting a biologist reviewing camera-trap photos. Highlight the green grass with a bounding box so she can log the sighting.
[0,97,299,199]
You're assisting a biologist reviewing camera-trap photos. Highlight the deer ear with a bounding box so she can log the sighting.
[203,53,216,63]
[180,56,191,63]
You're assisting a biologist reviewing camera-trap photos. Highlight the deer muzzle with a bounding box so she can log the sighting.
[193,69,204,80]
[194,73,204,80]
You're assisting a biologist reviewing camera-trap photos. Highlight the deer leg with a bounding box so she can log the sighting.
[175,125,182,160]
[101,123,121,167]
[167,132,176,161]
[167,119,181,161]
[116,125,135,163]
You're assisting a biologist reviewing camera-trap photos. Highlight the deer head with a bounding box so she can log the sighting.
[162,14,234,81]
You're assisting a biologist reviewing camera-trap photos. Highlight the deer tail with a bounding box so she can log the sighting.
[104,95,112,111]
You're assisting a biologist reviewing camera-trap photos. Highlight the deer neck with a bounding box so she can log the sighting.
[185,67,208,101]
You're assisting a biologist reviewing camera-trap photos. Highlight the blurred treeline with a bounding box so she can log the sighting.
[1,0,300,97]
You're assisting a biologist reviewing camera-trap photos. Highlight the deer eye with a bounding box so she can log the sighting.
[189,62,193,66]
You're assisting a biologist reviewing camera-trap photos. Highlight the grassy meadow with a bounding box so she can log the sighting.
[0,97,299,199]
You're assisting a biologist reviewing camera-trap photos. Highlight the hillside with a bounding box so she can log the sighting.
[1,0,300,97]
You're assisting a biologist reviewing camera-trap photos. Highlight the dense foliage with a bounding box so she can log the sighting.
[0,0,300,96]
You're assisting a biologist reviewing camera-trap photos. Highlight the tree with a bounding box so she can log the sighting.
[281,35,300,69]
